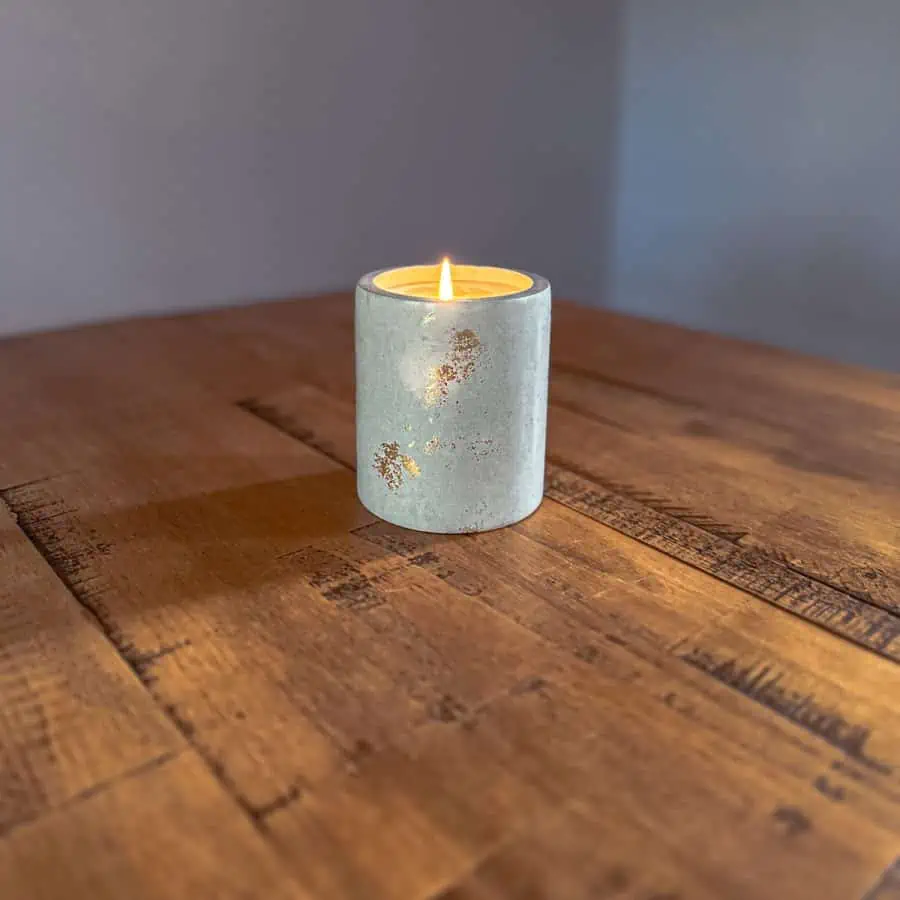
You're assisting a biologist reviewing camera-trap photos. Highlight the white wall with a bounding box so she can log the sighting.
[611,1,900,370]
[0,0,620,335]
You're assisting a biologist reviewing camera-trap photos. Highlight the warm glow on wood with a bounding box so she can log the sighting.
[439,257,454,301]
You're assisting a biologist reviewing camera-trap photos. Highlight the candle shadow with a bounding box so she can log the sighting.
[0,467,375,624]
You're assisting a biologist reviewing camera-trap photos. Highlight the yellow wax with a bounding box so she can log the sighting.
[373,264,533,300]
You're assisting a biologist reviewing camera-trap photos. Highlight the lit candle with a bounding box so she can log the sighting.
[356,259,551,533]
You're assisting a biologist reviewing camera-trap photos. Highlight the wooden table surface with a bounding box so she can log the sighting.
[1,295,899,899]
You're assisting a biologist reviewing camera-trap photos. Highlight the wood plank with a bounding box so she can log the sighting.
[0,501,181,835]
[242,379,900,653]
[550,302,900,423]
[239,331,900,623]
[551,362,900,487]
[548,372,900,610]
[236,381,900,897]
[247,381,900,820]
[3,296,900,898]
[0,295,352,487]
[271,655,897,900]
[512,505,900,784]
[4,394,897,898]
[4,296,896,431]
[351,515,900,842]
[544,459,900,660]
[0,753,306,899]
[430,799,725,900]
[0,402,379,810]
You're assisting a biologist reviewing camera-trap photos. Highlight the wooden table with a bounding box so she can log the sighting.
[1,295,898,899]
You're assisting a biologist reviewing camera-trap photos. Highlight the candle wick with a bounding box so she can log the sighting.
[439,257,454,301]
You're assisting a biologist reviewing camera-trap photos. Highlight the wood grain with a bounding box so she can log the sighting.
[1,294,898,899]
[0,502,180,834]
[0,753,306,899]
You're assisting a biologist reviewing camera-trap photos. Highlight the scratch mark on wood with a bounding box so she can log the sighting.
[0,749,181,839]
[509,676,548,696]
[545,460,900,664]
[233,399,900,662]
[586,476,748,543]
[0,471,78,494]
[0,485,275,838]
[813,774,847,802]
[772,805,812,838]
[0,488,144,675]
[428,694,468,724]
[831,759,867,782]
[763,547,899,616]
[284,544,388,611]
[682,647,891,774]
[129,640,193,685]
[353,523,486,598]
[248,781,304,825]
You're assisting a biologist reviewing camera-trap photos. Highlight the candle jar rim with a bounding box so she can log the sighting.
[361,265,548,303]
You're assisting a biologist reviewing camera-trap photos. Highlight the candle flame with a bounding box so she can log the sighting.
[439,257,454,301]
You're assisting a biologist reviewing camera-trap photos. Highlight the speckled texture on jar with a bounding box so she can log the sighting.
[355,268,551,534]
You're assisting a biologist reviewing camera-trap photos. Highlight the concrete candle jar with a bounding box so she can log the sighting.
[356,260,551,533]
